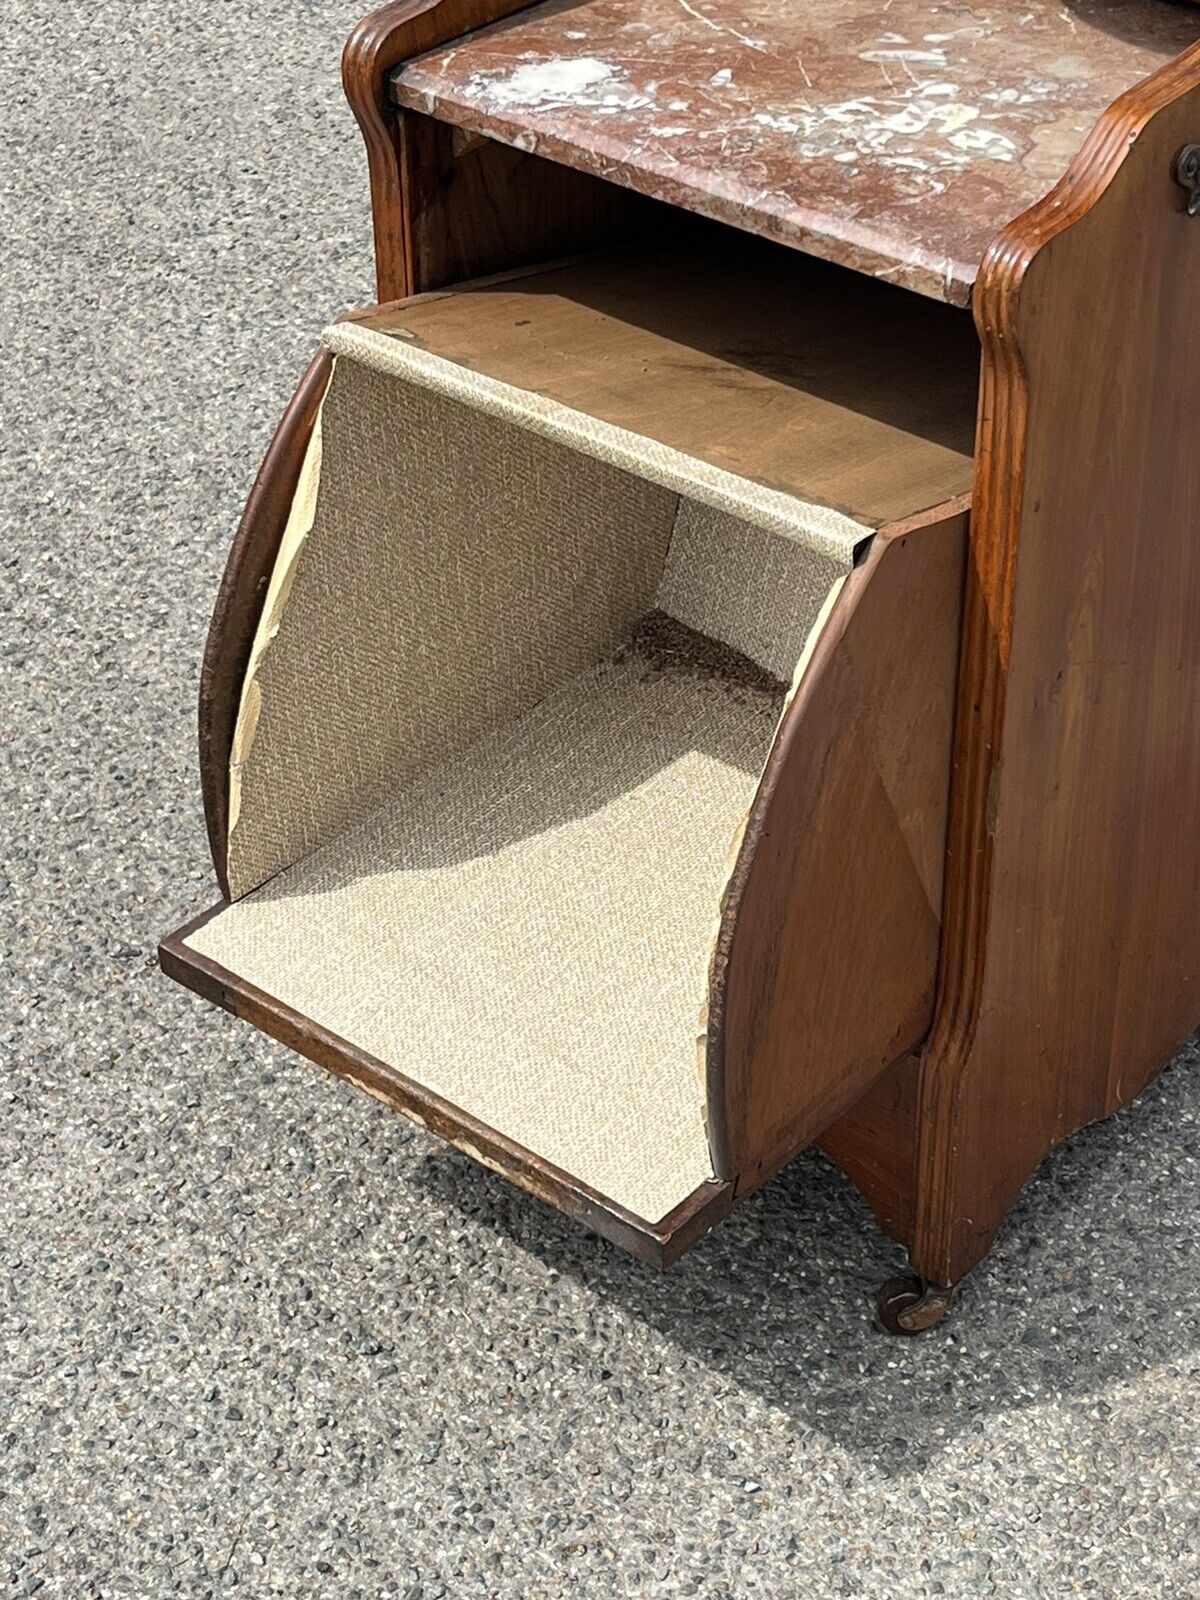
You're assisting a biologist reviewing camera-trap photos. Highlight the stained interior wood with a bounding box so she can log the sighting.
[352,231,979,528]
[398,113,663,293]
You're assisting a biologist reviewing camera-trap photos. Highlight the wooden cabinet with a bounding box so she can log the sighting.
[161,0,1200,1329]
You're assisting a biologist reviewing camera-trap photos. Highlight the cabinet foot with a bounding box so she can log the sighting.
[874,1273,957,1335]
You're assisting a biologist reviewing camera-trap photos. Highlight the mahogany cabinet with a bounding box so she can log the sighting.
[161,1,1200,1330]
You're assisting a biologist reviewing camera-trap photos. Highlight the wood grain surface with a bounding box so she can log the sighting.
[915,40,1200,1286]
[709,509,967,1188]
[817,1052,922,1248]
[361,232,978,527]
[397,112,658,292]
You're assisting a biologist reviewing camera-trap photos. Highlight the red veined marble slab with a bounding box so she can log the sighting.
[391,0,1200,304]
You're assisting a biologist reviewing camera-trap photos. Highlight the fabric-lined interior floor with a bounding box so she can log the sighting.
[187,617,787,1223]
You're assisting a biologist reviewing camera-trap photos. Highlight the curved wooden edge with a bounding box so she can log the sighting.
[914,39,1200,1285]
[159,906,734,1269]
[705,506,968,1192]
[198,349,333,900]
[343,1,538,299]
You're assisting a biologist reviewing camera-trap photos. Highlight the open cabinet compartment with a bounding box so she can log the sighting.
[162,231,976,1262]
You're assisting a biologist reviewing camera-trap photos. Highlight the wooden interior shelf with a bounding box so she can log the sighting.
[352,233,979,526]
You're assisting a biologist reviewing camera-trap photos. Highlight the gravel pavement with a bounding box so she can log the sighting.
[2,4,1198,1595]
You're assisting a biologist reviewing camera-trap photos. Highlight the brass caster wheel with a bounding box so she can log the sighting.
[874,1273,957,1335]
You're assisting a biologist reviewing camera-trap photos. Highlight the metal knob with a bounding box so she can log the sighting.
[1176,143,1200,216]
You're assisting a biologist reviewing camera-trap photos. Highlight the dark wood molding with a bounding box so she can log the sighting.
[914,40,1200,1286]
[343,2,539,299]
[198,350,332,899]
[159,908,734,1268]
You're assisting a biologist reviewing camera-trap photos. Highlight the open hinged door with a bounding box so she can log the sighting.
[161,233,973,1263]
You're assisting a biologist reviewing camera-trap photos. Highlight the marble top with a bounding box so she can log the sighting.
[391,0,1200,304]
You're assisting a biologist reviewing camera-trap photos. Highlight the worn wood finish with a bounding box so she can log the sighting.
[174,4,1200,1308]
[359,233,978,526]
[709,509,966,1189]
[914,42,1200,1288]
[391,0,1200,304]
[343,0,538,298]
[198,350,332,899]
[817,1053,921,1248]
[398,111,658,291]
[160,908,735,1268]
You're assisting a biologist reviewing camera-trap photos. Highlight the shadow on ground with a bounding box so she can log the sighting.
[403,1040,1200,1474]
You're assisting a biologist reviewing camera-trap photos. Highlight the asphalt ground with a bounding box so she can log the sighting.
[2,4,1197,1595]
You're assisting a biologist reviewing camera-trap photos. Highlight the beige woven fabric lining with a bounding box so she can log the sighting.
[191,636,785,1222]
[657,500,845,682]
[227,338,864,897]
[204,326,860,1217]
[226,357,678,898]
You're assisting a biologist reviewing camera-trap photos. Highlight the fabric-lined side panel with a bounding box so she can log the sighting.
[656,501,848,682]
[226,354,678,898]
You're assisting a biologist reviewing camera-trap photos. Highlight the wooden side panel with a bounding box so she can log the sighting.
[399,114,656,293]
[915,45,1200,1286]
[343,1,587,298]
[198,351,331,897]
[817,1052,921,1249]
[709,510,967,1191]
